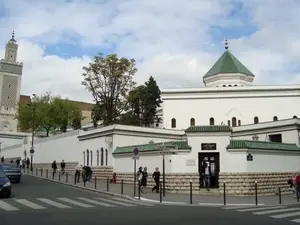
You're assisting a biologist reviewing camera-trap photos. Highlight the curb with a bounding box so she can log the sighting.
[24,174,137,202]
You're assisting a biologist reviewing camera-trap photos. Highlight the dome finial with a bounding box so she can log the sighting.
[225,39,229,50]
[12,30,15,39]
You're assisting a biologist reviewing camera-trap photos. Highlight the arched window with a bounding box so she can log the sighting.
[234,85,237,86]
[101,148,104,166]
[222,85,226,87]
[171,118,176,128]
[86,149,89,166]
[293,115,298,119]
[190,118,195,126]
[238,120,241,126]
[105,149,108,166]
[90,151,93,166]
[209,117,214,125]
[254,116,259,124]
[83,151,85,166]
[228,85,232,87]
[227,120,230,126]
[232,117,237,127]
[273,116,278,121]
[97,150,99,166]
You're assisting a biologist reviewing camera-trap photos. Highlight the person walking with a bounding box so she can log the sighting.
[141,167,148,194]
[60,160,66,175]
[152,167,160,193]
[51,160,57,179]
[74,164,81,183]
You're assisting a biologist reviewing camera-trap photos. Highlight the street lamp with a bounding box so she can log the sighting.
[30,94,36,171]
[158,143,178,197]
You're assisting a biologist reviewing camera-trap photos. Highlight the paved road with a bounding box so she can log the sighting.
[0,175,297,225]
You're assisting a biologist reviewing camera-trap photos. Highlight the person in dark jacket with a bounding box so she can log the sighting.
[60,160,66,175]
[51,161,57,179]
[152,167,160,193]
[141,167,148,193]
[137,167,143,191]
[86,166,92,182]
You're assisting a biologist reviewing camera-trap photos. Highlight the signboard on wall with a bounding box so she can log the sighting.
[186,159,196,166]
[247,153,253,161]
[201,143,217,150]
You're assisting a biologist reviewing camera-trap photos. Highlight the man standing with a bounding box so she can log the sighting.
[152,167,160,193]
[51,161,57,179]
[75,164,81,183]
[204,162,211,191]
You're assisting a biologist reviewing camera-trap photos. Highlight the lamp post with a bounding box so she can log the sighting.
[158,143,178,197]
[30,94,36,171]
[0,142,2,162]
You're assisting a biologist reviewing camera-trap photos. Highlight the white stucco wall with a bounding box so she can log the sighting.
[162,85,300,129]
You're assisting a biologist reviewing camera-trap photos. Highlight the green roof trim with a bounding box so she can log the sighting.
[204,51,254,78]
[113,141,191,154]
[185,125,231,133]
[227,140,300,151]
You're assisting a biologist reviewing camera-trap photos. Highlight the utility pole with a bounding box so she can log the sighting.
[30,94,36,171]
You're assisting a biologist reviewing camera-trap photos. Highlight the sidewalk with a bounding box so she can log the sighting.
[24,168,299,206]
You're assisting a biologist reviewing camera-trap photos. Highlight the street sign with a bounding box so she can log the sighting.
[133,147,139,156]
[29,148,34,154]
[132,156,139,160]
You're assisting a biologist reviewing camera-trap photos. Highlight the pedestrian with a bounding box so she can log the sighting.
[137,167,143,191]
[152,167,160,193]
[141,167,148,194]
[82,166,87,184]
[16,158,20,167]
[26,158,30,169]
[1,156,4,163]
[60,160,66,175]
[51,160,57,179]
[203,162,211,191]
[74,164,81,183]
[86,166,92,182]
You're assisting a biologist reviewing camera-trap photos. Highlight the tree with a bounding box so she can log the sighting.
[120,76,161,127]
[141,76,162,126]
[15,93,83,136]
[82,53,137,126]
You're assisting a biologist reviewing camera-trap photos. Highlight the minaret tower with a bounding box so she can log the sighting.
[0,31,23,132]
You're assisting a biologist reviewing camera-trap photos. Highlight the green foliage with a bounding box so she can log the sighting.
[120,76,162,127]
[82,53,137,126]
[15,92,83,136]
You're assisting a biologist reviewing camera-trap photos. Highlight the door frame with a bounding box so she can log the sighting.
[198,152,220,188]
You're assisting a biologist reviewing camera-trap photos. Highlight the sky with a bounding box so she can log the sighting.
[0,0,300,103]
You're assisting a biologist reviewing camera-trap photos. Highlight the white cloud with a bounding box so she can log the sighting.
[0,0,299,102]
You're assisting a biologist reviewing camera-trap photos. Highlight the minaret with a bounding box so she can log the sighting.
[0,31,23,132]
[4,31,18,63]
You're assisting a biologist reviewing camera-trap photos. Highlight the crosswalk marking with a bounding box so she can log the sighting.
[0,200,19,211]
[14,199,46,209]
[237,206,286,212]
[96,197,136,207]
[271,211,300,218]
[57,198,94,208]
[253,207,300,215]
[77,197,115,207]
[112,197,154,206]
[224,206,252,210]
[291,218,300,223]
[37,198,71,209]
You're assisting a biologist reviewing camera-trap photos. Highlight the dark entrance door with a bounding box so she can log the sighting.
[198,152,220,188]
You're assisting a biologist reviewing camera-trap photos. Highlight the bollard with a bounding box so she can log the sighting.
[297,189,299,203]
[31,168,33,175]
[138,180,141,200]
[58,172,61,181]
[107,177,109,192]
[74,175,77,184]
[255,181,258,205]
[121,180,124,194]
[46,169,48,178]
[278,187,282,204]
[190,180,192,204]
[94,176,97,189]
[66,172,68,183]
[159,182,162,203]
[41,168,43,177]
[84,180,86,187]
[223,182,226,205]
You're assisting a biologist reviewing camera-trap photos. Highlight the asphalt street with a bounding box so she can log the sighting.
[0,175,299,225]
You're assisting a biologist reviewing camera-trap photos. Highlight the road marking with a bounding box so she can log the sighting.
[14,199,46,209]
[77,197,115,207]
[271,211,300,218]
[57,198,94,208]
[36,198,71,209]
[0,200,19,211]
[238,206,286,212]
[112,197,154,206]
[95,197,135,207]
[253,207,300,215]
[291,218,300,223]
[224,206,253,210]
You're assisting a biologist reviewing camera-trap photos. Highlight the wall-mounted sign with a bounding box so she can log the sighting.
[201,143,217,150]
[247,153,253,161]
[186,159,196,166]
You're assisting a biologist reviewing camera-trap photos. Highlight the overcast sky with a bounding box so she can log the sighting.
[0,0,299,103]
